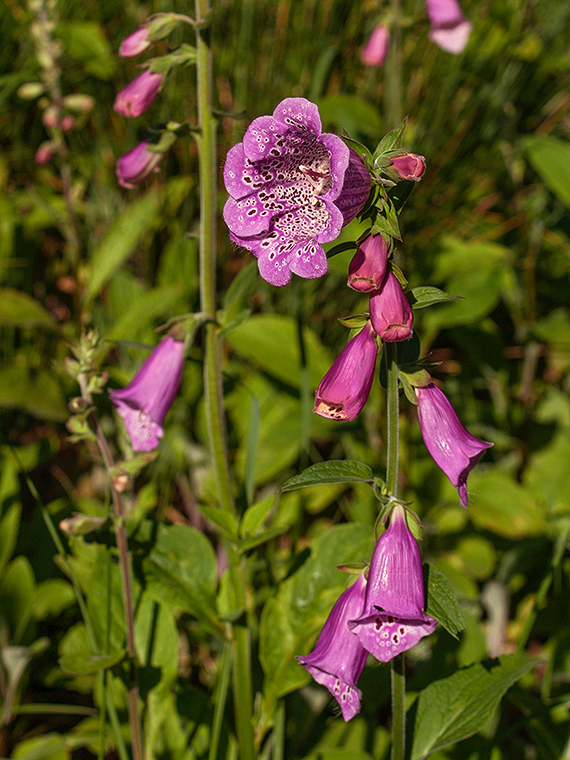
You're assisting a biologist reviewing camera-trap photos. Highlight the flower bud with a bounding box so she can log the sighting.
[360,24,390,67]
[314,322,378,421]
[35,140,55,165]
[348,233,389,293]
[119,27,151,57]
[63,93,95,113]
[369,271,413,342]
[425,0,472,54]
[61,115,75,132]
[114,70,163,118]
[389,153,426,182]
[116,140,166,188]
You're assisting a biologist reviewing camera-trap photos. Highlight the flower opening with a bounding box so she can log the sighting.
[116,140,166,188]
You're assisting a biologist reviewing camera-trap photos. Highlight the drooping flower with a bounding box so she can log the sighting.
[35,140,55,165]
[116,140,166,188]
[314,322,378,421]
[223,97,371,287]
[416,383,493,507]
[388,153,426,182]
[425,0,472,54]
[369,270,413,342]
[360,24,390,67]
[119,27,151,57]
[348,233,389,293]
[349,506,437,661]
[297,573,368,721]
[109,336,185,452]
[114,70,164,118]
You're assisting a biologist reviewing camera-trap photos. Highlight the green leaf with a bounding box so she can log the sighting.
[0,556,35,642]
[196,505,239,539]
[223,261,257,315]
[86,190,161,302]
[236,525,288,552]
[372,117,408,162]
[244,395,261,506]
[59,648,125,675]
[58,22,117,80]
[241,495,275,538]
[0,288,57,329]
[469,471,546,538]
[280,461,374,491]
[317,95,382,138]
[338,313,369,329]
[424,564,466,639]
[371,198,401,240]
[0,503,21,577]
[409,286,462,309]
[524,135,570,208]
[0,365,67,421]
[409,654,540,759]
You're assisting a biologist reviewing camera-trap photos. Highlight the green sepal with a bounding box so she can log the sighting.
[340,131,373,166]
[338,313,369,329]
[372,117,408,166]
[336,561,367,574]
[146,130,177,153]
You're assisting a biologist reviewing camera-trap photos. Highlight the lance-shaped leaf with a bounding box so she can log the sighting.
[280,461,374,491]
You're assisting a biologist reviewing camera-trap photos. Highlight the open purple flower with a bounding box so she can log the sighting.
[416,383,493,507]
[369,270,413,342]
[109,336,185,452]
[314,322,378,421]
[297,573,368,721]
[349,506,436,662]
[114,70,163,118]
[348,233,389,293]
[425,0,472,54]
[116,140,166,188]
[223,97,371,287]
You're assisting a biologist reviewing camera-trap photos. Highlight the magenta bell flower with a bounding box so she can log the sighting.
[425,0,472,54]
[360,24,390,67]
[297,573,368,721]
[119,27,151,57]
[369,270,413,342]
[116,140,166,188]
[416,383,493,507]
[348,233,389,293]
[109,336,185,452]
[349,506,437,661]
[114,70,163,118]
[223,97,371,287]
[314,322,378,421]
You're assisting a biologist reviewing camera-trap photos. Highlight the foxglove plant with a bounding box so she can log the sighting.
[223,97,370,286]
[297,573,368,721]
[425,0,473,54]
[116,139,166,187]
[114,69,164,118]
[361,24,390,67]
[348,233,390,292]
[109,335,185,452]
[369,270,414,342]
[416,382,493,506]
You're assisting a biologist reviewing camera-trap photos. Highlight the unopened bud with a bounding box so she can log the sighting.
[68,396,89,413]
[63,94,95,113]
[17,82,45,99]
[59,512,107,535]
[35,141,55,166]
[112,473,130,493]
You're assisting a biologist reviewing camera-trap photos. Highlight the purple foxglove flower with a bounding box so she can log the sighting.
[369,270,413,342]
[360,24,390,67]
[35,140,55,165]
[223,97,371,287]
[119,27,151,57]
[389,153,426,182]
[349,506,437,661]
[348,233,389,293]
[114,70,163,118]
[109,336,185,452]
[297,573,368,721]
[425,0,472,54]
[416,383,493,507]
[116,140,166,188]
[314,322,378,421]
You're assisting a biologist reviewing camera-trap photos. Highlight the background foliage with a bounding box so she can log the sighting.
[1,0,570,757]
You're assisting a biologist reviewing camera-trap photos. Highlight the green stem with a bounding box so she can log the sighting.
[391,654,406,760]
[208,642,232,760]
[194,5,255,759]
[385,343,405,760]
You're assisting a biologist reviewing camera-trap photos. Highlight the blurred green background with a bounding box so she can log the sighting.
[2,0,570,757]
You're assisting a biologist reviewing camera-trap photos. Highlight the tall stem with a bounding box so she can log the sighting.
[385,343,405,760]
[194,5,255,759]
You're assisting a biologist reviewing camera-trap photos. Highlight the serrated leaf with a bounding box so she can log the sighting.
[280,461,374,491]
[372,117,408,163]
[196,505,239,539]
[410,286,462,309]
[409,653,540,760]
[424,564,466,638]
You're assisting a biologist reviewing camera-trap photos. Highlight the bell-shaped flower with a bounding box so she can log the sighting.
[314,322,378,421]
[349,506,436,662]
[348,233,389,293]
[119,27,151,57]
[369,270,413,342]
[109,336,185,452]
[297,573,368,721]
[114,70,164,118]
[425,0,472,54]
[389,153,426,182]
[360,24,390,67]
[416,383,493,507]
[223,97,371,287]
[116,140,166,188]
